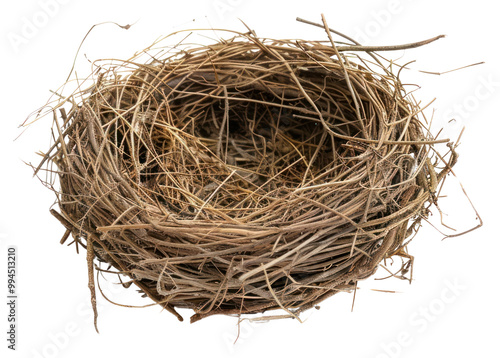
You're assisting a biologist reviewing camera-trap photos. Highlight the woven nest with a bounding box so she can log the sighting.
[34,20,457,326]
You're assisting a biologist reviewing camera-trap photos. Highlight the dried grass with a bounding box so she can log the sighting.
[31,17,462,327]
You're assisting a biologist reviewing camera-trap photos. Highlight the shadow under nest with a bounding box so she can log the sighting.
[40,32,450,325]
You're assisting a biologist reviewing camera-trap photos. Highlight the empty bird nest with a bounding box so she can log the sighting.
[32,18,462,326]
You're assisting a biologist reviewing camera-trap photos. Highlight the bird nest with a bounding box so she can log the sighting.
[33,19,458,326]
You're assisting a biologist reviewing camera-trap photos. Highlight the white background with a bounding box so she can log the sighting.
[1,1,498,357]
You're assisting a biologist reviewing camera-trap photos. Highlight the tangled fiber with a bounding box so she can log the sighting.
[33,17,460,326]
